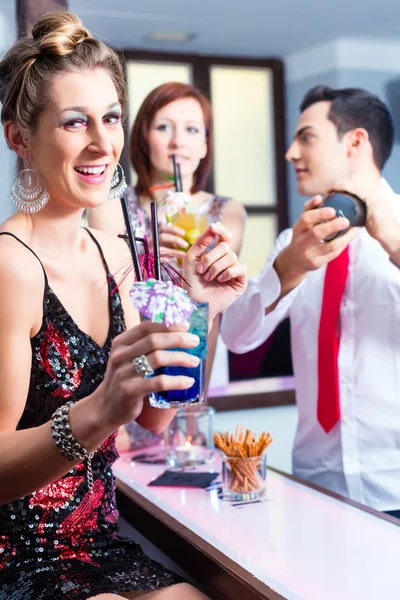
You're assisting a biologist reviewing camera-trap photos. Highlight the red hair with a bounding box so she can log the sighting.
[130,82,213,198]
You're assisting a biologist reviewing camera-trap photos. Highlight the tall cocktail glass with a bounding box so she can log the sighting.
[145,301,208,409]
[170,212,209,251]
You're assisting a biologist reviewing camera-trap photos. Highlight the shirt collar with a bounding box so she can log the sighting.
[380,178,400,219]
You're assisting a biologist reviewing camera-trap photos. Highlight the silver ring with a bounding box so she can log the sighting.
[132,355,154,378]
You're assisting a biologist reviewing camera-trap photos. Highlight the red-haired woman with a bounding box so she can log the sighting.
[89,83,246,448]
[89,81,245,255]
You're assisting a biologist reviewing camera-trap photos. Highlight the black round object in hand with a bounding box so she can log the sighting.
[320,192,366,242]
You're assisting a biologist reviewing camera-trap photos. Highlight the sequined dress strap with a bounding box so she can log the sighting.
[0,229,113,283]
[0,231,48,285]
[83,227,112,275]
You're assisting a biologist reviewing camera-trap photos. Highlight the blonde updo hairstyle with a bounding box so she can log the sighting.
[0,12,126,167]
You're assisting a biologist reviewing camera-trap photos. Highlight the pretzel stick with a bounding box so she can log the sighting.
[214,427,273,494]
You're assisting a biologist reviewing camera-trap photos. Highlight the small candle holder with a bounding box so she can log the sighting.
[164,405,215,467]
[222,453,267,502]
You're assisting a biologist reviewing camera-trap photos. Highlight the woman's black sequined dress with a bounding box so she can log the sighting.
[0,230,181,600]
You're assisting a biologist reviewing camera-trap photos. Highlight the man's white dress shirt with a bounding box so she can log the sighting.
[221,180,400,511]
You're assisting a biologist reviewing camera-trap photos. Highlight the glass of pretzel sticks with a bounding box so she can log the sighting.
[214,427,273,501]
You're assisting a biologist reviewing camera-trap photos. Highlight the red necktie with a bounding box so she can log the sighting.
[317,247,350,433]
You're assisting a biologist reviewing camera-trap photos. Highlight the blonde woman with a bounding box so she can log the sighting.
[0,12,247,600]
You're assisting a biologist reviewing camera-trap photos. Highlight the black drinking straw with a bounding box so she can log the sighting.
[120,196,142,282]
[172,154,179,192]
[150,201,161,280]
[178,163,183,193]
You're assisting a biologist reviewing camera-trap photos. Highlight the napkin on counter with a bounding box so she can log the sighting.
[148,471,219,488]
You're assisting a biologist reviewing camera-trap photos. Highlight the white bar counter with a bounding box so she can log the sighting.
[114,452,400,600]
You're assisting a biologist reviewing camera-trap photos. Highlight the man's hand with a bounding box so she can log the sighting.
[274,196,358,299]
[332,178,400,261]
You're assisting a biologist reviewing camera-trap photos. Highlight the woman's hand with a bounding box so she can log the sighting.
[182,222,247,320]
[96,321,200,430]
[159,223,188,255]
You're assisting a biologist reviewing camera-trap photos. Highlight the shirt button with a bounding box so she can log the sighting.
[342,417,349,425]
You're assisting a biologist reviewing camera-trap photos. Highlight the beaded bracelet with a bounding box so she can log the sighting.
[50,400,89,462]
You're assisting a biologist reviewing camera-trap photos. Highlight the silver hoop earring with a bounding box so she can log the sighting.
[107,163,127,201]
[10,169,49,214]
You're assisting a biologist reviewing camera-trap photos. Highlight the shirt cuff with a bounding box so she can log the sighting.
[256,262,282,310]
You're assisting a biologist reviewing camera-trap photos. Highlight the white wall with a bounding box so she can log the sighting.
[0,9,16,223]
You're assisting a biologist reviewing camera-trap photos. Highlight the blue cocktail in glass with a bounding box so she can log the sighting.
[147,302,208,408]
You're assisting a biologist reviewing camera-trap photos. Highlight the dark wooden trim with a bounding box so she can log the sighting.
[16,0,68,38]
[208,389,295,412]
[120,114,132,187]
[116,479,286,600]
[115,48,132,187]
[192,56,214,194]
[245,205,281,215]
[122,50,288,229]
[269,466,400,527]
[198,55,288,230]
[272,60,289,232]
[122,50,282,69]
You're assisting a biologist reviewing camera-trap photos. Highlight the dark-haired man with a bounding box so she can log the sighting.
[221,86,400,515]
